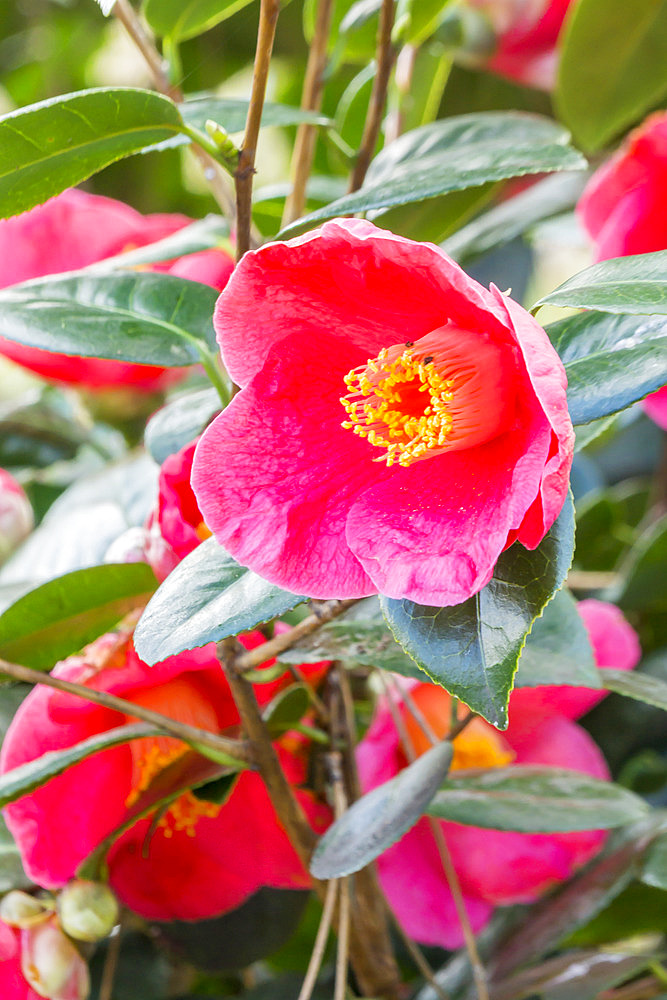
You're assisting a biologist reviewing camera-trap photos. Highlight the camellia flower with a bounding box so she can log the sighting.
[0,917,88,1000]
[192,219,574,606]
[1,626,330,922]
[0,189,234,391]
[0,919,41,1000]
[578,113,667,428]
[0,469,33,564]
[466,0,573,90]
[356,599,639,948]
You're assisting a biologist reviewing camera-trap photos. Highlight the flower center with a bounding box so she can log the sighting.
[340,324,517,467]
[124,676,223,838]
[403,684,515,771]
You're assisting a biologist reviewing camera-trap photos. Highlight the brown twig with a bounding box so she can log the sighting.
[0,657,252,765]
[297,877,338,1000]
[98,915,124,1000]
[348,0,397,192]
[282,0,336,226]
[235,599,359,672]
[235,0,281,259]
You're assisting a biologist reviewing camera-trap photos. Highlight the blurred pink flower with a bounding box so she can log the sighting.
[192,219,573,606]
[356,598,636,950]
[467,0,573,89]
[0,920,41,1000]
[643,386,667,431]
[0,189,234,391]
[0,469,33,563]
[1,628,330,922]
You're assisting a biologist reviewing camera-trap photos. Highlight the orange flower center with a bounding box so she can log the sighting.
[403,685,515,771]
[124,676,223,838]
[340,325,517,467]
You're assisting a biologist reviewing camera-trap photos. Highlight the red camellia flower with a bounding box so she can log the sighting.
[0,189,235,391]
[357,599,638,949]
[467,0,573,90]
[192,219,573,606]
[1,627,330,922]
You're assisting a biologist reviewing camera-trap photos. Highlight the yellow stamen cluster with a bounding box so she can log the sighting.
[340,347,455,467]
[125,742,221,839]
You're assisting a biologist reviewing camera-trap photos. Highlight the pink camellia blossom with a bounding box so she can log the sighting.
[144,439,210,580]
[1,627,330,922]
[577,114,667,428]
[467,0,573,90]
[0,920,42,1000]
[192,219,574,606]
[357,671,614,949]
[0,189,234,391]
[0,469,33,563]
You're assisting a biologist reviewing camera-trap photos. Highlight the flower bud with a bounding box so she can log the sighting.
[21,918,90,1000]
[0,891,52,928]
[0,469,33,563]
[57,881,119,943]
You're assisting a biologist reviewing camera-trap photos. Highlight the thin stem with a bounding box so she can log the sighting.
[235,599,359,672]
[0,658,252,765]
[98,915,123,1000]
[567,569,618,591]
[348,0,397,192]
[235,0,281,259]
[398,679,439,745]
[334,876,351,1000]
[297,877,338,1000]
[282,0,336,226]
[198,348,231,407]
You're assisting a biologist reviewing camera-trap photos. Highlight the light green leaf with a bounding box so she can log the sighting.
[279,113,586,237]
[310,741,454,879]
[427,766,649,832]
[0,563,157,670]
[180,97,332,136]
[641,834,667,890]
[134,537,306,665]
[0,88,186,219]
[514,588,599,689]
[600,668,667,712]
[556,0,667,151]
[144,387,223,465]
[381,496,575,728]
[534,251,667,314]
[144,0,256,41]
[618,516,667,613]
[88,215,230,272]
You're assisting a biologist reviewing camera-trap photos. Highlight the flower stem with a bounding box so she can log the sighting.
[348,0,397,192]
[297,877,338,1000]
[282,0,336,227]
[235,0,281,260]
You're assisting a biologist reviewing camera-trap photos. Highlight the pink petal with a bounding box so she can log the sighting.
[643,385,667,430]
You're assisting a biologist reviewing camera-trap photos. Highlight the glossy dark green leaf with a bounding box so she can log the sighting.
[180,98,332,136]
[144,0,255,41]
[279,113,586,237]
[427,766,648,832]
[262,685,311,736]
[278,597,423,679]
[556,0,667,151]
[134,537,306,665]
[144,387,222,465]
[641,834,667,890]
[618,516,667,613]
[381,496,575,728]
[0,88,186,219]
[0,271,219,368]
[600,668,667,712]
[514,588,599,689]
[0,563,157,670]
[534,251,667,314]
[0,723,161,808]
[310,741,453,879]
[545,310,667,424]
[444,172,586,262]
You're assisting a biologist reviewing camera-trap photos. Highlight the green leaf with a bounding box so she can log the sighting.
[262,685,311,737]
[88,215,230,272]
[555,0,667,151]
[381,496,575,728]
[0,722,162,808]
[618,516,667,613]
[279,113,586,237]
[547,311,667,424]
[0,88,186,219]
[310,741,453,879]
[133,537,306,665]
[0,271,219,368]
[427,766,649,832]
[392,0,452,46]
[641,834,667,890]
[534,251,667,314]
[180,98,332,136]
[144,387,222,465]
[0,563,157,670]
[144,0,255,41]
[600,668,667,712]
[514,588,599,690]
[443,172,586,263]
[0,815,31,892]
[278,597,423,679]
[493,949,654,1000]
[565,882,667,947]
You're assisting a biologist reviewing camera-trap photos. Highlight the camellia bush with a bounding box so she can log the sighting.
[0,0,666,997]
